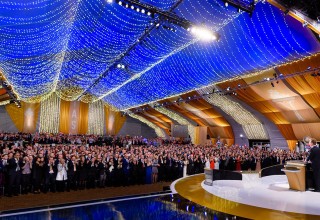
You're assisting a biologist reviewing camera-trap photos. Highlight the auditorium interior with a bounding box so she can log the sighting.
[0,0,320,219]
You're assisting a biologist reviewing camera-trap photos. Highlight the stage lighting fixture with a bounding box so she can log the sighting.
[302,21,308,27]
[284,9,289,15]
[130,5,134,9]
[141,9,145,13]
[125,4,129,8]
[136,8,140,12]
[223,0,255,16]
[118,1,122,5]
[147,11,151,16]
[190,26,219,41]
[107,0,113,3]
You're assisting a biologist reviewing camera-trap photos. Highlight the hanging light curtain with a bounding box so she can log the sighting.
[39,93,60,133]
[88,100,105,135]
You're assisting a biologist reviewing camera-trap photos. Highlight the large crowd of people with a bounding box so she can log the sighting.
[0,132,308,197]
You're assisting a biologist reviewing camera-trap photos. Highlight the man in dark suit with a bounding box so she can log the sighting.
[308,138,320,192]
[7,151,23,196]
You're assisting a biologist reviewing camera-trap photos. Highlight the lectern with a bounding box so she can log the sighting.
[281,160,306,191]
[204,168,213,186]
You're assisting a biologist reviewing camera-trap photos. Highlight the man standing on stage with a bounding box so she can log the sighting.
[308,138,320,192]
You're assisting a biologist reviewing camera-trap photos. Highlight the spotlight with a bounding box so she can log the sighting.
[238,8,241,13]
[131,5,134,10]
[107,0,113,3]
[226,87,230,91]
[147,11,152,16]
[284,9,289,15]
[118,1,122,5]
[125,4,129,8]
[136,8,140,12]
[225,2,228,7]
[141,9,145,13]
[121,64,125,69]
[156,23,160,27]
[302,21,308,27]
[190,26,219,41]
[117,64,121,68]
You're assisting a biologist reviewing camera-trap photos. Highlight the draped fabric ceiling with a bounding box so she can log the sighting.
[217,54,320,149]
[0,0,320,146]
[157,91,234,145]
[130,106,173,136]
[0,0,318,107]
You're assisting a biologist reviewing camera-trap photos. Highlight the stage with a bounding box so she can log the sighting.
[171,173,320,220]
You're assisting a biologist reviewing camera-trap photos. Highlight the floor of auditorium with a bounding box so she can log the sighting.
[0,182,171,212]
[173,174,320,220]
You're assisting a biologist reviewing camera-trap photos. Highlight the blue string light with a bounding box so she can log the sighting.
[0,0,318,107]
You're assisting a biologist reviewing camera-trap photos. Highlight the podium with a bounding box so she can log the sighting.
[281,160,306,191]
[204,168,213,186]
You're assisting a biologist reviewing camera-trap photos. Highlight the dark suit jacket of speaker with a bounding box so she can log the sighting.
[309,146,320,170]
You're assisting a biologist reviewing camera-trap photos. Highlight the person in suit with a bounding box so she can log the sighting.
[67,155,78,191]
[44,156,57,193]
[308,138,320,192]
[7,151,23,196]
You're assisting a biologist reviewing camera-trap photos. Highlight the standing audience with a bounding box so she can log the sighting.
[0,132,311,197]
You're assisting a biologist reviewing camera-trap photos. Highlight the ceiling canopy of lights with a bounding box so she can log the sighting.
[0,0,319,110]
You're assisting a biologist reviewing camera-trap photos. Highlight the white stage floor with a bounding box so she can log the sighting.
[201,174,320,215]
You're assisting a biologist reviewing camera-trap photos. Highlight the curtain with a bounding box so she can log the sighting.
[5,102,25,132]
[276,124,297,140]
[23,102,40,133]
[286,140,297,151]
[59,99,71,134]
[105,106,126,135]
[78,102,88,134]
[193,126,207,145]
[303,93,320,108]
[39,93,60,133]
[88,101,105,135]
[264,112,289,124]
[5,102,40,133]
[114,111,126,135]
[292,123,320,140]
